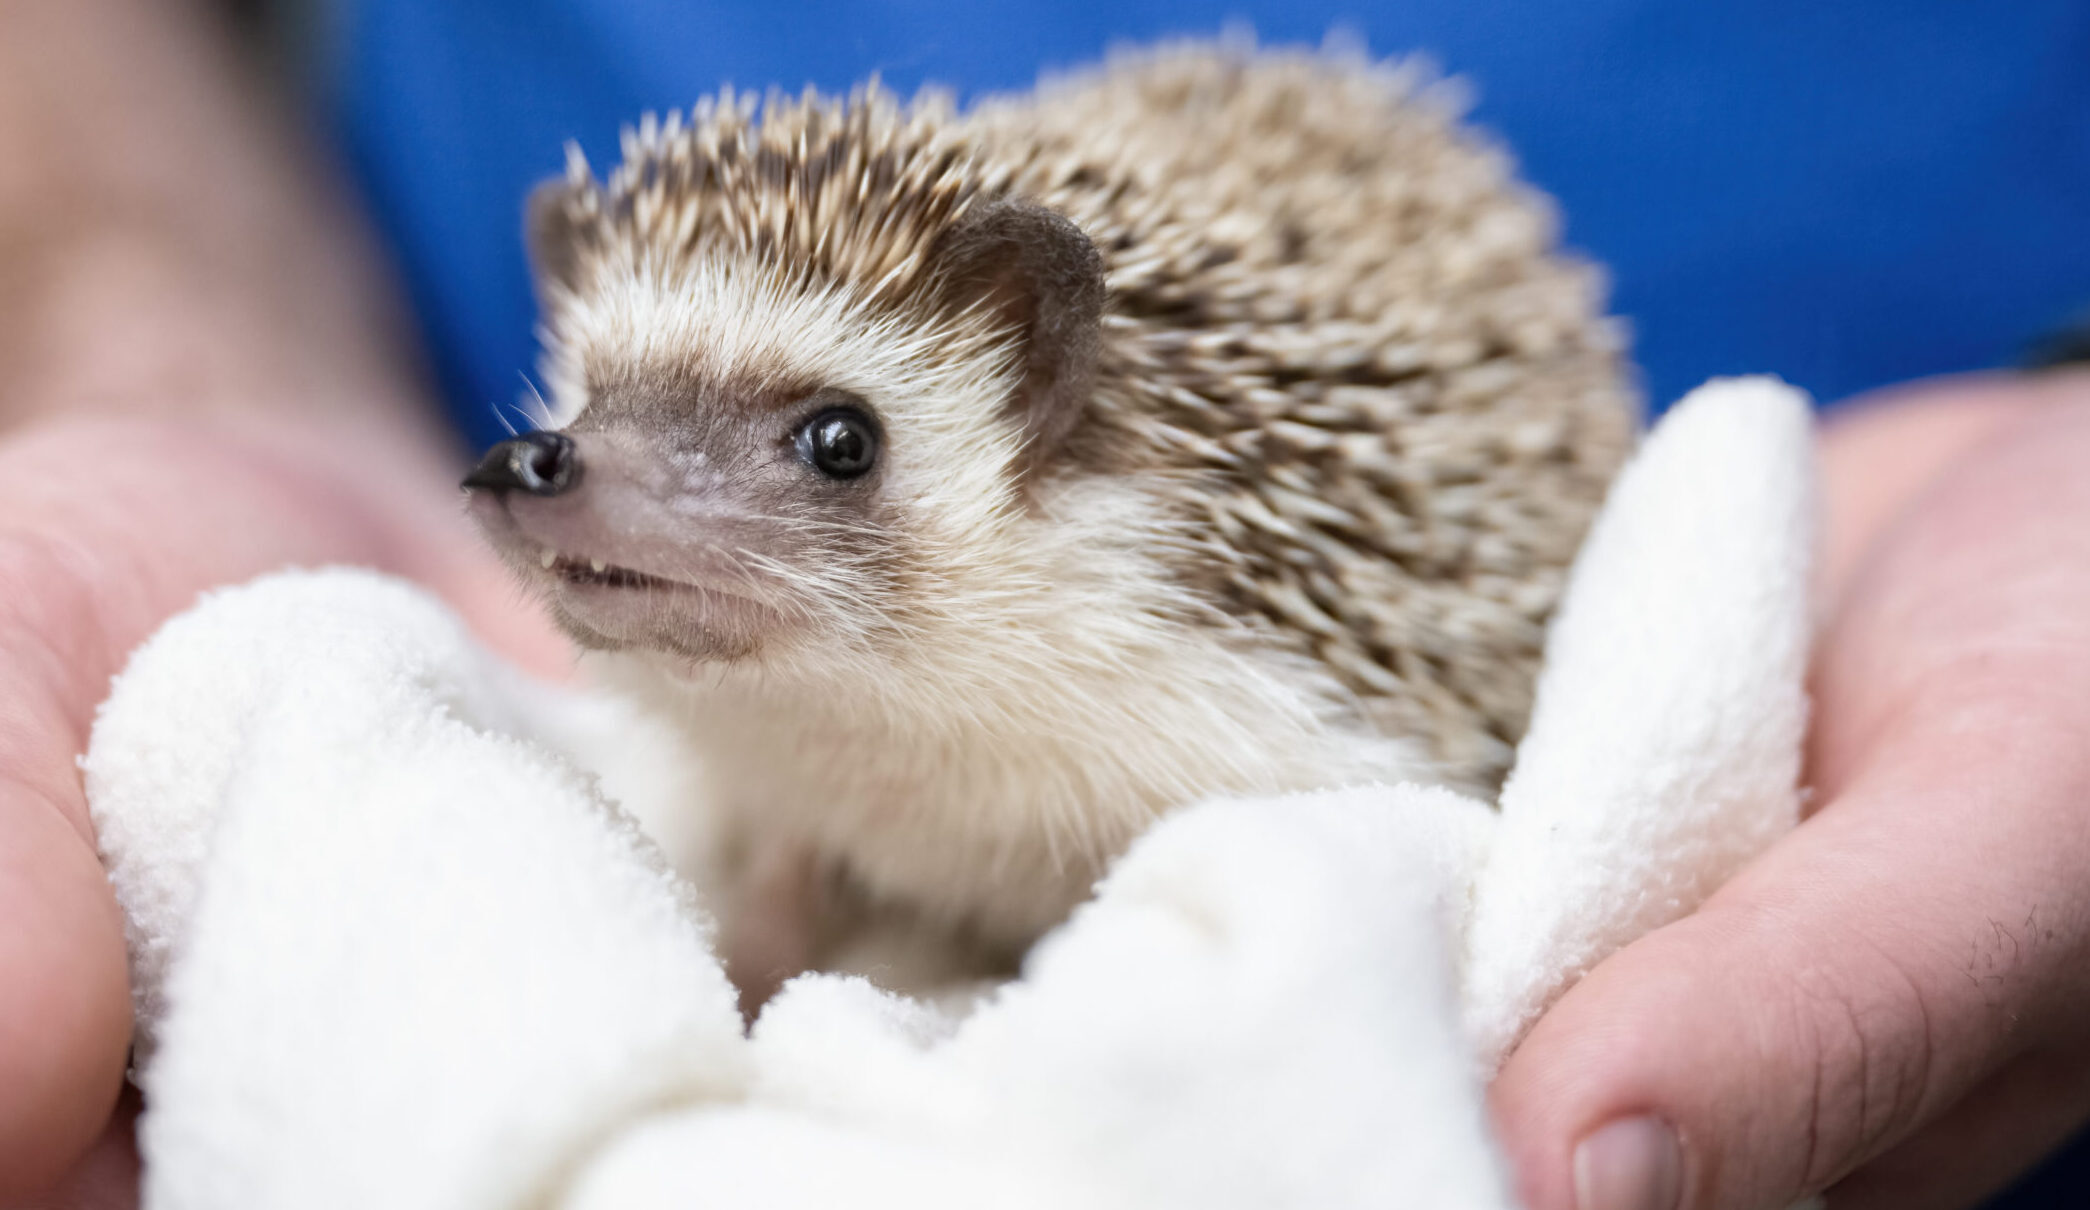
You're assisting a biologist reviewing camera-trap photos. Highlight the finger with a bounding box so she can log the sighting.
[0,810,129,1205]
[18,1086,140,1210]
[0,541,136,1201]
[1828,1047,2090,1210]
[1489,680,2090,1210]
[1812,371,2061,605]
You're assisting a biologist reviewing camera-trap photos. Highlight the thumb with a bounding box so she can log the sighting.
[1489,703,2090,1210]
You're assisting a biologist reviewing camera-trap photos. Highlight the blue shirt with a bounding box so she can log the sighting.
[324,1,2090,452]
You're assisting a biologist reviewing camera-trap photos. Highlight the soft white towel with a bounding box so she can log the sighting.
[1463,375,1817,1065]
[85,376,1816,1209]
[87,575,745,1210]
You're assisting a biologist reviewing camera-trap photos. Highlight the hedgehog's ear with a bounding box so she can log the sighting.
[525,179,587,297]
[934,199,1105,475]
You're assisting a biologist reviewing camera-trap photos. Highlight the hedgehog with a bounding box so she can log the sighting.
[462,40,1636,998]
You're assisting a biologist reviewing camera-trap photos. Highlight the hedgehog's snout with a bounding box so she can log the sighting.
[461,420,843,658]
[462,431,582,498]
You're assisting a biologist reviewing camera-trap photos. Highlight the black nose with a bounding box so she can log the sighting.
[462,431,580,497]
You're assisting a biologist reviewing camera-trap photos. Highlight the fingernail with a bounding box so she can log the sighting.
[1573,1116,1682,1210]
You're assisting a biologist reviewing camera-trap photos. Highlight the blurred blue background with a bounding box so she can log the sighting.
[322,1,2090,452]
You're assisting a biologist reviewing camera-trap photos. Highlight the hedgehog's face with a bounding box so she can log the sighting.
[465,196,1106,668]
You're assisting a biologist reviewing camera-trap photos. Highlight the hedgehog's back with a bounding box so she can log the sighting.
[972,44,1639,791]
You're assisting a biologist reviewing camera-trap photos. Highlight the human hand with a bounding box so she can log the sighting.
[0,412,562,1206]
[1492,370,2090,1210]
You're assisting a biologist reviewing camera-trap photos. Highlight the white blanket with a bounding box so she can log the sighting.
[84,377,1815,1210]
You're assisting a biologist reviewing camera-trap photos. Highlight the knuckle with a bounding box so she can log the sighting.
[0,527,88,674]
[1777,932,1941,1193]
[0,519,127,753]
[0,527,110,838]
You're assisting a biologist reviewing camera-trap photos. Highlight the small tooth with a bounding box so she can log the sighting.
[540,549,557,569]
[590,558,607,573]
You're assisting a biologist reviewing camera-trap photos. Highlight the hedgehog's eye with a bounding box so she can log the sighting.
[795,407,879,480]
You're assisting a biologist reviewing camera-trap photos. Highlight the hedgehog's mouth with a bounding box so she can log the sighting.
[525,545,785,660]
[467,474,794,660]
[533,548,771,607]
[544,552,673,592]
